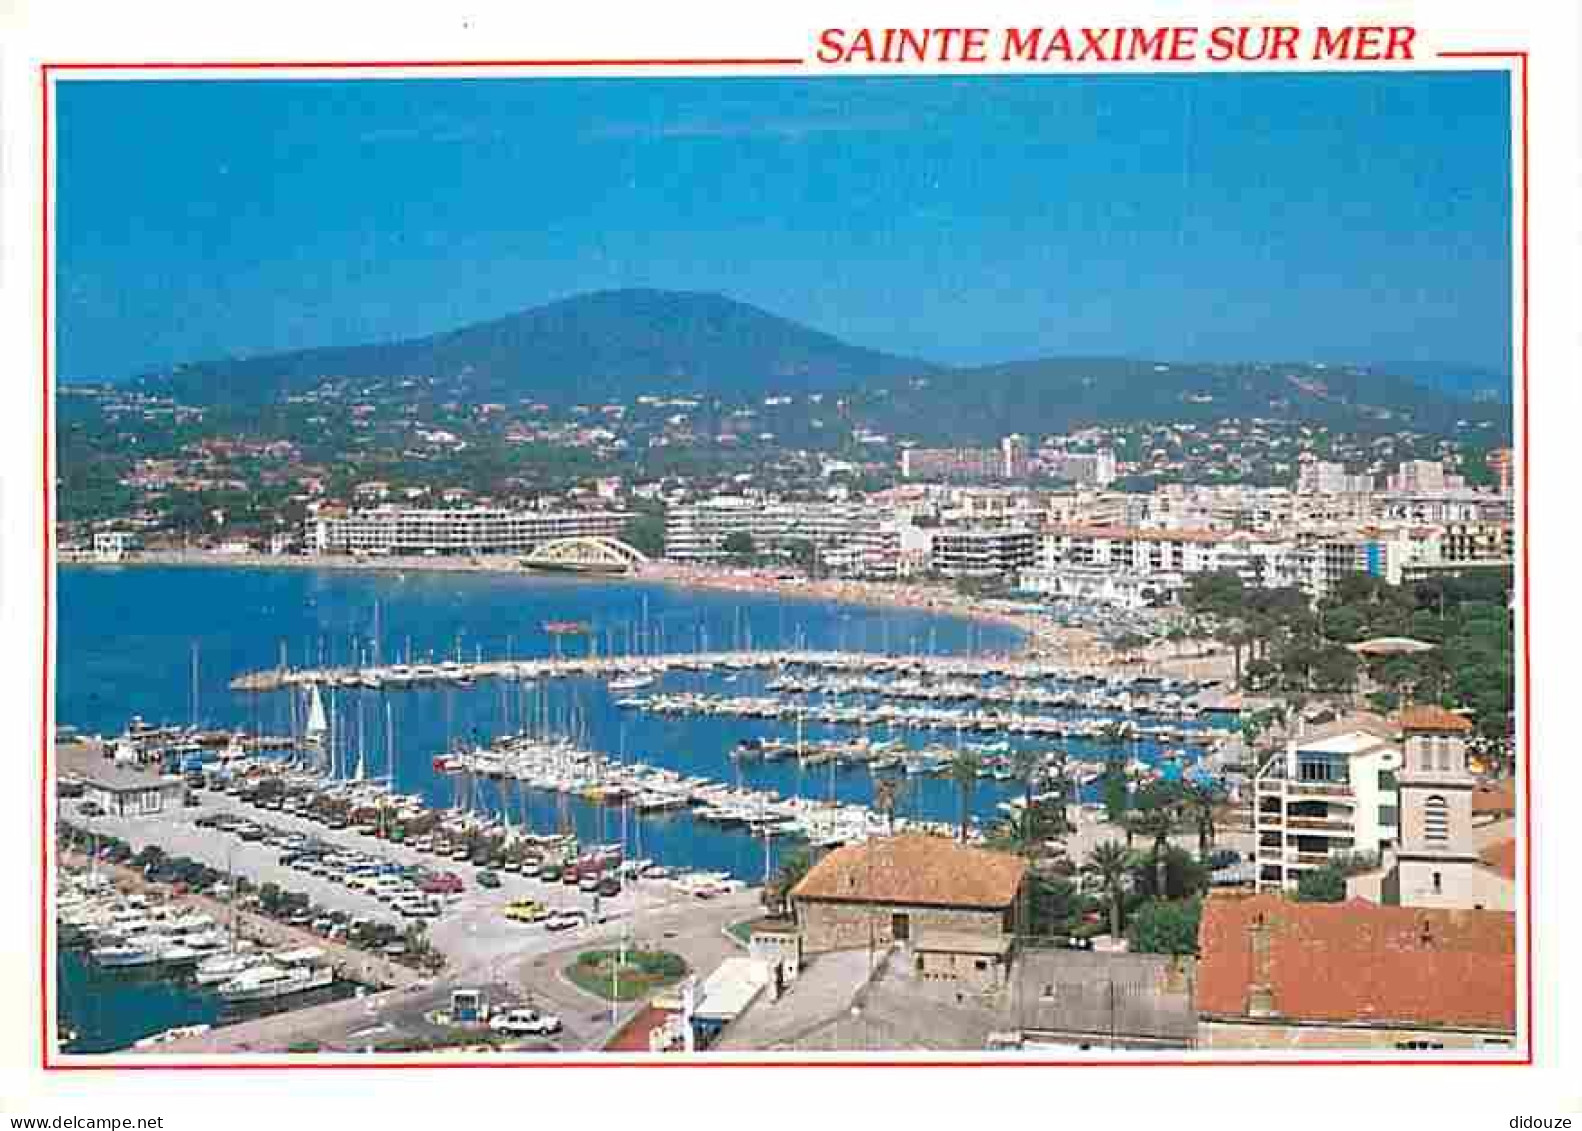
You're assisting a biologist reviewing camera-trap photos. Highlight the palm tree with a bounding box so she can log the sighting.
[1085,841,1130,941]
[766,848,814,920]
[950,749,982,842]
[873,777,900,836]
[1183,780,1224,859]
[1010,748,1043,845]
[1127,805,1178,898]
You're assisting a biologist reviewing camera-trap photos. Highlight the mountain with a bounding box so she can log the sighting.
[855,357,1512,444]
[1356,361,1513,404]
[137,289,939,405]
[132,288,1511,442]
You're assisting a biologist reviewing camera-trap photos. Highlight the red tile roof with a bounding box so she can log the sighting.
[1479,839,1518,881]
[791,833,1027,910]
[1197,894,1515,1030]
[1398,705,1474,733]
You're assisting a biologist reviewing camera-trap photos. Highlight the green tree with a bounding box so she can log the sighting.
[619,514,665,559]
[1129,845,1209,901]
[1182,780,1223,858]
[1295,865,1349,903]
[1126,899,1202,956]
[950,750,982,842]
[1024,873,1083,938]
[1126,786,1181,897]
[721,531,756,564]
[784,538,819,574]
[1101,754,1129,824]
[764,848,813,918]
[1084,841,1130,941]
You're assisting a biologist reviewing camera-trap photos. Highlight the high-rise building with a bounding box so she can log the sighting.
[1000,434,1030,479]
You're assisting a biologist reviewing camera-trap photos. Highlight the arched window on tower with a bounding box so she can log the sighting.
[1424,795,1450,845]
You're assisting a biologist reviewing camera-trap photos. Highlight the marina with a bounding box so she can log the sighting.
[55,565,1240,1054]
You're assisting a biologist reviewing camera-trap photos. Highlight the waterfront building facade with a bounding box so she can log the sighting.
[306,506,631,557]
[930,526,1038,579]
[663,496,920,577]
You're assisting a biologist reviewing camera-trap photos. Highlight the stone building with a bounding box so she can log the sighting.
[913,931,1014,992]
[1195,892,1516,1051]
[790,834,1027,954]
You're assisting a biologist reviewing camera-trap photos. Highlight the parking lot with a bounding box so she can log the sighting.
[81,789,760,981]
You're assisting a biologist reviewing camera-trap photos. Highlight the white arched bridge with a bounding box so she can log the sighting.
[521,536,650,575]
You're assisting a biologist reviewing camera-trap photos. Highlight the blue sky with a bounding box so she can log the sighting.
[56,73,1512,380]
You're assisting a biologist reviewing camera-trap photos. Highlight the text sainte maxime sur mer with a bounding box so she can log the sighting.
[814,25,1418,65]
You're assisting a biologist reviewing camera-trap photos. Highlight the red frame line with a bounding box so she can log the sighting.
[38,49,1532,1071]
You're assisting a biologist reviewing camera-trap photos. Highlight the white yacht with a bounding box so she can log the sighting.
[218,963,333,1004]
[91,938,167,969]
[193,949,265,987]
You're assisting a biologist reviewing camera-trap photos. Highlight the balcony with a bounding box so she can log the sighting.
[1285,781,1354,800]
[1284,816,1352,833]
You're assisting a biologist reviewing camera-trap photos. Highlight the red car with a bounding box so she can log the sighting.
[419,871,464,895]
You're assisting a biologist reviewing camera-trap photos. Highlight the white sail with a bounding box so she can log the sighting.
[305,683,327,738]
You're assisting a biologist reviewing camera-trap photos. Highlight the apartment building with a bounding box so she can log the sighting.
[306,506,631,557]
[1441,520,1515,564]
[1253,714,1403,894]
[1387,459,1466,495]
[1297,460,1374,495]
[664,496,920,577]
[1042,448,1118,487]
[1034,525,1229,574]
[900,446,1003,481]
[930,526,1038,579]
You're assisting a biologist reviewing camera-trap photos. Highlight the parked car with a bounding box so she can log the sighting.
[476,870,501,889]
[544,910,586,932]
[489,1008,561,1037]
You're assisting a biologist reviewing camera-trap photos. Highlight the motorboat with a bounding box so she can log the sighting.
[218,962,333,1004]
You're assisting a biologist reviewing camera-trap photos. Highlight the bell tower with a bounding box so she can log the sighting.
[1394,705,1479,908]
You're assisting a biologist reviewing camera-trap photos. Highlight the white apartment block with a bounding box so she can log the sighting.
[1386,459,1466,495]
[664,497,921,577]
[1016,563,1183,609]
[1034,525,1230,574]
[1297,460,1374,495]
[1042,448,1117,487]
[307,506,631,557]
[1254,715,1403,894]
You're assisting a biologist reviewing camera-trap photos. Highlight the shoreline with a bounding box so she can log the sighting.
[63,550,1102,661]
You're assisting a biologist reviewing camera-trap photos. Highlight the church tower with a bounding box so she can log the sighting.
[1394,705,1480,908]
